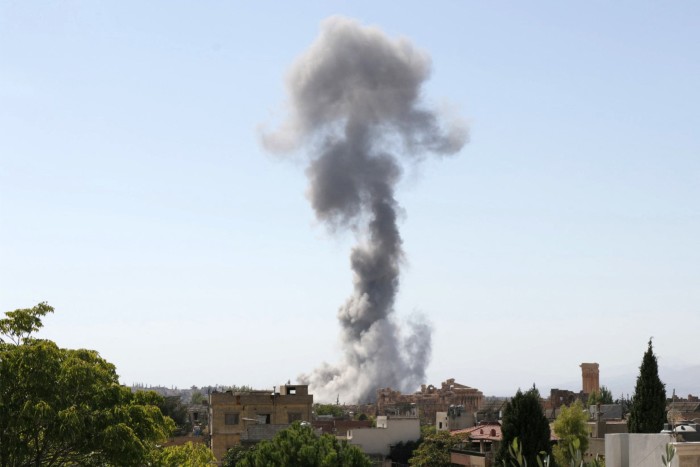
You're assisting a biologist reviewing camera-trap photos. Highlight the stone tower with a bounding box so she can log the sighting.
[580,362,600,394]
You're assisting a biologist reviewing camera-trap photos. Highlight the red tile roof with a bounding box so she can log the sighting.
[451,423,559,442]
[451,423,502,441]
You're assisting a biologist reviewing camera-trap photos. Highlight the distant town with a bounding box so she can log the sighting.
[130,361,700,466]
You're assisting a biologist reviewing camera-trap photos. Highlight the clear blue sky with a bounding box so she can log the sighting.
[2,1,698,399]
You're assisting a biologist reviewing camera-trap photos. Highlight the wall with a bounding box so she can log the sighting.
[605,433,677,467]
[451,451,487,466]
[208,386,313,462]
[436,412,449,431]
[587,438,605,460]
[348,417,420,457]
[674,442,700,467]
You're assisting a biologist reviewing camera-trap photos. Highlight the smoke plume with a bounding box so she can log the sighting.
[262,17,467,402]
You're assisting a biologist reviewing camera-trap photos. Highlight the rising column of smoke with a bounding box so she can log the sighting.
[261,17,467,402]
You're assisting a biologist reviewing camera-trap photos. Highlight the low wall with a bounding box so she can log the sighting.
[605,433,675,467]
[673,442,700,467]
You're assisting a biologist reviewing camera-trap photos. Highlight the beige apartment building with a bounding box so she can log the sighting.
[208,384,313,462]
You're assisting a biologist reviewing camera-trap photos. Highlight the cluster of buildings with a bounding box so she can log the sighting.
[159,364,700,466]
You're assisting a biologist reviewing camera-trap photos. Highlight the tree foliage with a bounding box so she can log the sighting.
[159,395,191,436]
[0,302,54,345]
[389,439,420,465]
[496,386,552,466]
[314,403,346,418]
[552,400,589,466]
[0,303,174,466]
[628,339,666,433]
[236,422,371,467]
[152,441,215,466]
[615,393,631,418]
[409,429,459,467]
[587,386,613,406]
[190,390,206,405]
[222,444,255,467]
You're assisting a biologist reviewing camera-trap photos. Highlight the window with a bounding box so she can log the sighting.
[225,413,239,425]
[257,414,271,424]
[288,412,302,423]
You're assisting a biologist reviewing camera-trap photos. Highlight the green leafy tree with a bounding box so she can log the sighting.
[599,386,613,405]
[159,395,191,435]
[314,403,346,418]
[409,429,459,467]
[587,386,613,406]
[552,400,589,466]
[222,444,255,467]
[615,394,631,418]
[0,301,54,345]
[496,386,553,466]
[152,441,215,466]
[237,422,370,466]
[628,339,666,433]
[389,439,421,465]
[190,390,206,405]
[0,303,174,466]
[420,424,437,438]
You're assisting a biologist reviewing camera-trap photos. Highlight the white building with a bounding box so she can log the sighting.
[347,416,420,457]
[605,433,676,467]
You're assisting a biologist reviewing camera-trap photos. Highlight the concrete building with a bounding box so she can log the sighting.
[188,403,208,436]
[436,405,475,431]
[474,397,507,424]
[606,433,700,467]
[208,383,313,462]
[585,405,627,461]
[346,416,420,458]
[312,418,373,436]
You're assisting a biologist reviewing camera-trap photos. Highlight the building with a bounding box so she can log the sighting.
[667,398,700,425]
[312,417,373,435]
[436,405,475,431]
[474,397,507,424]
[549,388,580,411]
[545,363,602,419]
[208,383,313,462]
[377,378,483,425]
[585,405,627,460]
[604,433,700,467]
[346,415,420,458]
[188,403,208,436]
[451,421,503,458]
[580,363,600,395]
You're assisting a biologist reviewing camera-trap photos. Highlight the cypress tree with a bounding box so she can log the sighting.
[496,386,552,465]
[628,338,667,433]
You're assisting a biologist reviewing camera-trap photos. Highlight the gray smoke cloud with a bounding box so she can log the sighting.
[261,17,468,402]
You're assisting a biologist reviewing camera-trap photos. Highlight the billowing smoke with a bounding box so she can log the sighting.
[261,17,467,402]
